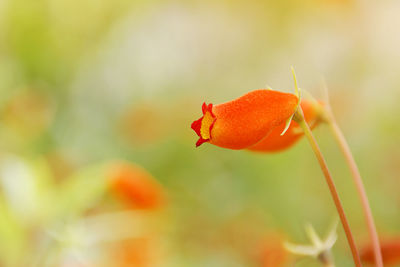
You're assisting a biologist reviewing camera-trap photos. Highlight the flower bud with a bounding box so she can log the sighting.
[191,90,298,149]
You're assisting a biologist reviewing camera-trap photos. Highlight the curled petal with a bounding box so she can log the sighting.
[191,103,216,147]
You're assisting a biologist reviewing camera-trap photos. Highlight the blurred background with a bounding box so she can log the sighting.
[0,0,399,266]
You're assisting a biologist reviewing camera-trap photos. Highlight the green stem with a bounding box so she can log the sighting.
[326,112,382,267]
[294,109,362,267]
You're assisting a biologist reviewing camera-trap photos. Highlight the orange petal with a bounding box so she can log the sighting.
[108,162,166,210]
[191,90,298,150]
[248,99,322,152]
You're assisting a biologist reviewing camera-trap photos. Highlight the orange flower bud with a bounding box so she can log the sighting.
[361,239,400,266]
[248,99,322,152]
[108,162,166,210]
[191,90,299,149]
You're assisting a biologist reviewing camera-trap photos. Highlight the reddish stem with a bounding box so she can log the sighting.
[295,109,362,267]
[327,113,383,267]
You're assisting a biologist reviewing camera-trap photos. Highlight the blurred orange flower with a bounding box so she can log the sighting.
[111,238,155,267]
[248,99,323,152]
[191,89,298,149]
[257,236,288,267]
[361,239,400,266]
[108,162,166,210]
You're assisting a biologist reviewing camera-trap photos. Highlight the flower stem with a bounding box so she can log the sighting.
[294,108,362,267]
[325,111,383,267]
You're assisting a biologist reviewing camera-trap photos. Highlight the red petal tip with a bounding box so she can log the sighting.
[192,102,215,147]
[195,137,208,147]
[191,117,202,137]
[202,102,207,114]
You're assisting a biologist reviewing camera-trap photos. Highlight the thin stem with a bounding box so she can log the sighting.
[327,113,383,267]
[294,109,362,267]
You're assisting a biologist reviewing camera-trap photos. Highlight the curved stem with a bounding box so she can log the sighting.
[294,109,362,267]
[327,113,382,267]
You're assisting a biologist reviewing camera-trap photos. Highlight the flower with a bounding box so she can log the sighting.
[258,236,289,267]
[108,162,166,210]
[248,99,323,152]
[361,238,400,266]
[191,89,299,149]
[110,238,156,267]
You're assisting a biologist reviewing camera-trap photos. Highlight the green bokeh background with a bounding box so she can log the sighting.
[0,0,399,266]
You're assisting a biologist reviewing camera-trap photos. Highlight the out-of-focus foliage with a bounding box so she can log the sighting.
[0,0,400,266]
